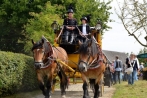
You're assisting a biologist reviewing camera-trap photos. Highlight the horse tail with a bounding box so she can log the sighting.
[57,62,68,89]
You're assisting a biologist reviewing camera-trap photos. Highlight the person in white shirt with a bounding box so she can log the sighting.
[78,17,91,43]
[134,55,140,81]
[140,62,144,71]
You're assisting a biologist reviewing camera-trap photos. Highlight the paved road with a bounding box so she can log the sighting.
[30,84,115,98]
[5,83,115,98]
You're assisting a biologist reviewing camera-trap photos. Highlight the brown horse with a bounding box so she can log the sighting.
[31,37,68,98]
[78,38,106,98]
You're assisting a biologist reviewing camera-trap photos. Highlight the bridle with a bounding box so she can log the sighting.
[79,46,106,69]
[79,52,91,67]
[32,45,53,69]
[78,46,98,68]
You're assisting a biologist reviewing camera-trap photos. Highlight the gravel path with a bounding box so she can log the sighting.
[32,83,115,98]
[5,83,115,98]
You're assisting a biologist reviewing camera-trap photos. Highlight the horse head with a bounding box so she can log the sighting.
[31,39,45,69]
[78,39,94,72]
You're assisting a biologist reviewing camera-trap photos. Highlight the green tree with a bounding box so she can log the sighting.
[49,0,112,31]
[0,0,112,54]
[24,1,63,54]
[0,0,49,53]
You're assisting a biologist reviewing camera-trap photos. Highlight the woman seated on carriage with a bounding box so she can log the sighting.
[78,16,91,43]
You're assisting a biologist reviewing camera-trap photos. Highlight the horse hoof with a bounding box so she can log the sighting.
[45,96,51,98]
[61,95,66,98]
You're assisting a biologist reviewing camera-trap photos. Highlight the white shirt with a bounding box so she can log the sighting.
[134,57,140,69]
[82,24,87,35]
[140,64,144,70]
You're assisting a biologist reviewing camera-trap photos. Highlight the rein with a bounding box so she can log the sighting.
[79,43,106,69]
[52,45,78,66]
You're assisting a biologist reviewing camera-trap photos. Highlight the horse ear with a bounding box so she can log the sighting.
[31,39,35,45]
[88,39,92,47]
[41,39,44,44]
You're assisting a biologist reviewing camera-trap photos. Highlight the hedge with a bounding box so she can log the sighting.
[0,51,38,97]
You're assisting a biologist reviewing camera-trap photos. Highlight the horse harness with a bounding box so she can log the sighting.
[33,42,54,69]
[79,45,106,70]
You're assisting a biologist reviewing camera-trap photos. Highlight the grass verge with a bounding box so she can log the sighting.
[112,80,147,98]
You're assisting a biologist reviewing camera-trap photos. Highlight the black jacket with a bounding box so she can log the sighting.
[126,58,139,70]
[126,58,131,68]
[78,24,91,34]
[63,18,77,32]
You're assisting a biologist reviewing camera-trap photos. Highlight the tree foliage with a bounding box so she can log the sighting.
[116,0,147,47]
[0,0,112,54]
[0,0,49,53]
[24,2,63,54]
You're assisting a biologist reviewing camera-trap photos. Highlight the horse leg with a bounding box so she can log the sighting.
[93,83,99,98]
[83,81,90,98]
[58,72,66,96]
[57,63,68,98]
[39,82,46,96]
[37,73,46,96]
[45,78,52,98]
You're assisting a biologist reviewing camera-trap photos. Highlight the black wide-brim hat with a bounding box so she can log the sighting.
[80,17,87,22]
[67,9,74,13]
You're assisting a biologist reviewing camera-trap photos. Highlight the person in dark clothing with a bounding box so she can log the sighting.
[125,53,139,85]
[125,57,133,84]
[114,56,123,84]
[78,17,91,43]
[63,8,78,44]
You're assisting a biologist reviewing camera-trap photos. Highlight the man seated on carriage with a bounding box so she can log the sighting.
[78,16,91,43]
[62,8,78,44]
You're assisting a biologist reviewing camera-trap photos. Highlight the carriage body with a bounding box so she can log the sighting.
[53,27,102,78]
[53,27,106,96]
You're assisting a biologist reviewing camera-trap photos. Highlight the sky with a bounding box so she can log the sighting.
[102,0,146,54]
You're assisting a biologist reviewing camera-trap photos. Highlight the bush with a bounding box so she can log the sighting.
[0,51,38,97]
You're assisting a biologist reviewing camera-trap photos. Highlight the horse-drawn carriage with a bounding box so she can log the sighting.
[31,19,109,98]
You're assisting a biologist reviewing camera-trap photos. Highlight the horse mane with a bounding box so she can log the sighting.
[79,38,99,56]
[79,40,90,54]
[31,36,51,54]
[31,41,43,51]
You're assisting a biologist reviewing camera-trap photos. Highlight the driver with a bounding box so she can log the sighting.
[63,8,78,44]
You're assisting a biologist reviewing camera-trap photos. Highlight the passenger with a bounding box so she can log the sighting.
[63,8,78,44]
[78,16,91,43]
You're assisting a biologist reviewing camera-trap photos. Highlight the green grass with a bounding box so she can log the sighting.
[3,90,41,98]
[112,80,147,98]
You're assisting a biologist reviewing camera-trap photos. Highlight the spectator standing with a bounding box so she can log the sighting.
[133,54,140,81]
[126,54,133,85]
[110,60,115,84]
[123,64,128,81]
[139,62,144,79]
[114,56,123,84]
[140,62,144,71]
[126,53,139,85]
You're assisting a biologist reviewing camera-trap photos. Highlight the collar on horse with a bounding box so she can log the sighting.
[34,42,54,69]
[78,42,106,70]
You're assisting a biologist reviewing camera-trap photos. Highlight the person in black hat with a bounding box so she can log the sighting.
[62,8,78,44]
[78,16,91,43]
